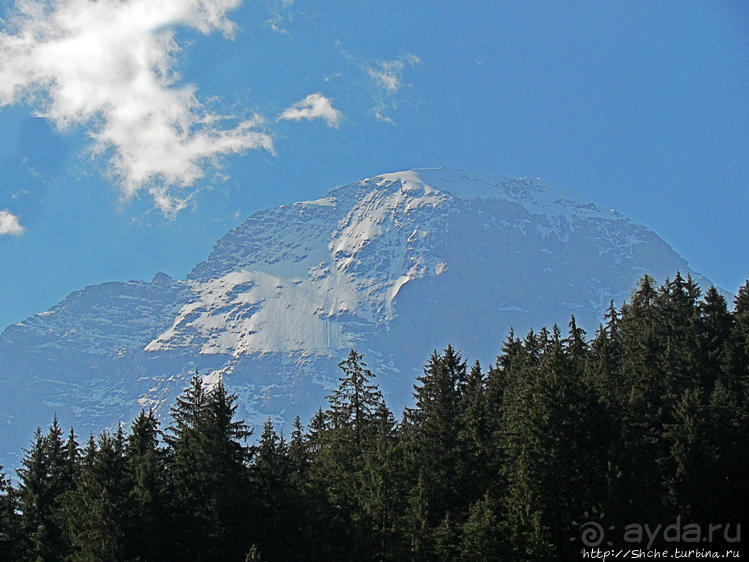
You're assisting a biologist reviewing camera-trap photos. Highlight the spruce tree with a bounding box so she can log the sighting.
[287,416,309,483]
[17,418,77,560]
[499,326,602,559]
[358,401,409,560]
[166,375,252,561]
[328,350,384,445]
[664,387,711,519]
[614,275,671,525]
[0,466,21,561]
[67,429,130,561]
[657,273,701,401]
[249,420,294,560]
[460,494,505,562]
[125,409,167,560]
[457,360,489,503]
[697,286,732,394]
[432,511,460,562]
[310,350,388,560]
[724,281,749,399]
[408,347,467,526]
[704,379,748,524]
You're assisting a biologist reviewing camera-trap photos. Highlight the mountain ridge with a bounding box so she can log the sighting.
[0,168,715,467]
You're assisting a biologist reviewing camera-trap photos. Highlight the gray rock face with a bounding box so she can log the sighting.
[0,168,711,467]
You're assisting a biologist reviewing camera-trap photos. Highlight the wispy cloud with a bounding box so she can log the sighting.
[368,53,421,94]
[278,93,342,128]
[368,53,420,124]
[266,0,297,34]
[336,47,421,125]
[0,210,25,236]
[0,0,274,216]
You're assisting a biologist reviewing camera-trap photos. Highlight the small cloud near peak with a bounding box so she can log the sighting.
[278,93,342,128]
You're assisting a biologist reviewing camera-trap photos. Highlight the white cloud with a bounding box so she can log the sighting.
[0,210,25,236]
[373,111,396,126]
[366,53,420,124]
[0,0,274,215]
[368,53,421,94]
[334,45,421,124]
[266,0,296,34]
[278,93,341,128]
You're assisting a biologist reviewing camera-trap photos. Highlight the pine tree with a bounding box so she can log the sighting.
[327,350,384,445]
[657,273,701,401]
[280,416,320,561]
[357,401,409,560]
[166,375,252,560]
[565,315,587,363]
[664,387,712,519]
[460,494,505,562]
[614,275,671,525]
[125,409,167,560]
[408,347,467,525]
[405,471,433,561]
[17,418,77,560]
[723,281,749,399]
[287,416,309,482]
[484,331,523,502]
[734,280,749,314]
[249,420,295,560]
[432,511,460,562]
[67,429,131,561]
[0,466,21,560]
[309,350,389,560]
[499,326,602,559]
[2,274,746,561]
[701,281,749,524]
[165,375,209,559]
[305,408,328,455]
[302,408,341,560]
[704,379,748,524]
[457,360,489,503]
[697,286,732,394]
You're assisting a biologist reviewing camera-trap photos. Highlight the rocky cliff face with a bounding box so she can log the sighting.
[0,168,711,467]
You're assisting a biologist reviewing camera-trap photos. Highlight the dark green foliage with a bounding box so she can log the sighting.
[306,349,398,560]
[407,346,468,525]
[328,350,385,442]
[125,409,168,560]
[248,420,298,560]
[3,274,747,561]
[498,325,604,559]
[460,494,504,561]
[0,466,21,560]
[16,418,77,561]
[166,375,252,561]
[66,429,130,561]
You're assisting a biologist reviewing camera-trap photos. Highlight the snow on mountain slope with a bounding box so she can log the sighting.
[152,169,654,359]
[0,168,714,468]
[2,272,190,356]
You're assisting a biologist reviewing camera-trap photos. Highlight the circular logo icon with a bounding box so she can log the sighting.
[579,521,605,547]
[570,508,615,548]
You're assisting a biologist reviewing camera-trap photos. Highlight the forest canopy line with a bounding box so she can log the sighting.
[1,273,747,561]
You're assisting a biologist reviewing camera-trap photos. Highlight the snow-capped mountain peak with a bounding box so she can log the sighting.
[0,169,712,468]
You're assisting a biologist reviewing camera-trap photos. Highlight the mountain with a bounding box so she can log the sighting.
[0,168,713,467]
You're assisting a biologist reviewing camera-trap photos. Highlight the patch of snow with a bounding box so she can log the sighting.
[200,370,224,391]
[297,196,335,207]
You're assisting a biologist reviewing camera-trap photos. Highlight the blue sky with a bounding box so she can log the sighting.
[0,0,747,330]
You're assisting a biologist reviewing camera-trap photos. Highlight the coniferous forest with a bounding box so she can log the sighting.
[0,274,747,561]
